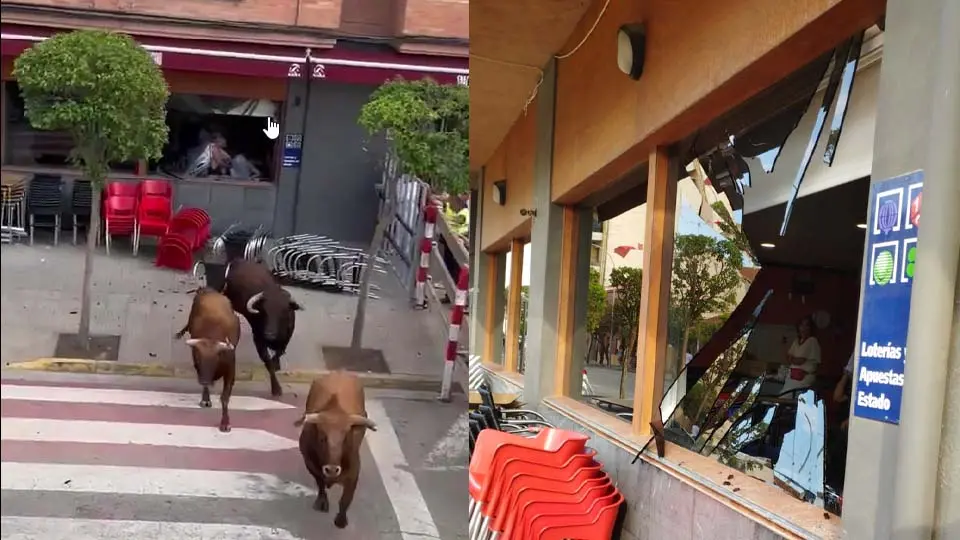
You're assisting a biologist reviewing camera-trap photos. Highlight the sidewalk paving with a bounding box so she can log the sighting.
[1,242,453,388]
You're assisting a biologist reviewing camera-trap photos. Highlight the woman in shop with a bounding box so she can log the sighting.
[781,315,822,396]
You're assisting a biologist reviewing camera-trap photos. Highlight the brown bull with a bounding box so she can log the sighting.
[294,372,377,529]
[175,287,241,432]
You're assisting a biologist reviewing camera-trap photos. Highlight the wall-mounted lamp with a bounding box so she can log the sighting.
[492,180,507,206]
[617,23,647,81]
[520,208,537,218]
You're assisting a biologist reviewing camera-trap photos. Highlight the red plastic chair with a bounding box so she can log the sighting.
[489,456,604,535]
[103,196,136,255]
[470,429,589,504]
[138,179,172,199]
[525,489,623,540]
[134,195,172,256]
[155,233,194,271]
[469,429,589,538]
[170,208,211,250]
[505,477,614,540]
[106,182,138,199]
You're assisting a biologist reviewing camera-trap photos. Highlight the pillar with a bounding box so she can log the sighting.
[468,181,485,357]
[843,1,960,538]
[632,149,678,436]
[273,78,308,237]
[522,59,574,402]
[568,207,595,397]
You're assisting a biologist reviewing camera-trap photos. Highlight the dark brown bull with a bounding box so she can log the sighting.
[175,287,241,432]
[221,259,302,397]
[294,372,377,529]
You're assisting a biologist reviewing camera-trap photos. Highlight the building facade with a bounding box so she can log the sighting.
[1,0,468,244]
[470,1,958,539]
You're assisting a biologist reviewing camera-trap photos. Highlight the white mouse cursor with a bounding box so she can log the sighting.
[263,117,280,140]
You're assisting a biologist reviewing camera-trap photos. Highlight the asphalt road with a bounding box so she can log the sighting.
[0,370,468,540]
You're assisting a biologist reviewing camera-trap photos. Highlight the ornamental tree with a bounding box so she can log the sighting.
[14,30,169,348]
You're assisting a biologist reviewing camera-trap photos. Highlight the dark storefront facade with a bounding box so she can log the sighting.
[1,24,468,244]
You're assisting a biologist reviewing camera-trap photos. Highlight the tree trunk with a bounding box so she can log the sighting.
[350,181,396,351]
[619,329,637,399]
[677,325,692,381]
[77,185,101,349]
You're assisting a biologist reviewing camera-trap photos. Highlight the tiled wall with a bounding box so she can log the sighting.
[538,407,787,540]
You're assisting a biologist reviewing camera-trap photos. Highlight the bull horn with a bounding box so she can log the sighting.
[184,338,203,348]
[350,415,378,431]
[246,292,264,314]
[294,413,322,427]
[216,340,235,352]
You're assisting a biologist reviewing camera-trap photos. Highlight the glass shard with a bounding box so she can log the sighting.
[823,31,865,166]
[780,38,856,236]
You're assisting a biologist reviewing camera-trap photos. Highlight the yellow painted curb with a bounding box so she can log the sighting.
[5,358,444,391]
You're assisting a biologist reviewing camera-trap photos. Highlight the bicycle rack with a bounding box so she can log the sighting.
[266,234,387,298]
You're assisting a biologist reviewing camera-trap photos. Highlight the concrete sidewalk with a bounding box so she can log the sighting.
[1,242,455,389]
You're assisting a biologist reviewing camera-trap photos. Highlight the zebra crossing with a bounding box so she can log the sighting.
[0,378,438,539]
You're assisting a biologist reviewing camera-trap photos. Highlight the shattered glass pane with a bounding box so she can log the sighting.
[823,31,865,166]
[780,38,856,236]
[661,289,773,446]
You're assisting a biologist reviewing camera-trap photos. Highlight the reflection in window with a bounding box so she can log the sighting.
[663,289,772,446]
[4,81,76,168]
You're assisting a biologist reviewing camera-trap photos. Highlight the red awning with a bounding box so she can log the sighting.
[2,27,306,79]
[1,25,468,85]
[309,49,468,86]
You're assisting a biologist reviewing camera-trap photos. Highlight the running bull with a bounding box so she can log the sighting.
[222,259,302,397]
[294,372,377,529]
[175,287,240,432]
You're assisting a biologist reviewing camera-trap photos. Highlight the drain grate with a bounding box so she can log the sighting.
[321,346,390,374]
[54,333,121,361]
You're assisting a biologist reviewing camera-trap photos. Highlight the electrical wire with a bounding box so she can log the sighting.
[474,0,612,115]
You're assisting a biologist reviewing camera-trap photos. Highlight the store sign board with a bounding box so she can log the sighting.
[282,133,303,169]
[853,170,923,424]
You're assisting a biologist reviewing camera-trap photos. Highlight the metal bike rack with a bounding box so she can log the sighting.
[266,234,387,298]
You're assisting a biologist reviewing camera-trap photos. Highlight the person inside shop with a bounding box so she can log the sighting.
[826,351,856,494]
[833,352,856,428]
[780,315,822,397]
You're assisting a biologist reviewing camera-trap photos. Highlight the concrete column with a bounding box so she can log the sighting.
[890,0,960,537]
[843,1,960,538]
[523,59,565,402]
[568,207,594,398]
[273,78,308,237]
[468,179,485,357]
[488,253,507,364]
[936,269,960,537]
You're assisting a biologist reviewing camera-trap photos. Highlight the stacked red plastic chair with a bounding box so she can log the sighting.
[469,427,623,540]
[102,181,138,255]
[155,207,211,271]
[133,179,173,256]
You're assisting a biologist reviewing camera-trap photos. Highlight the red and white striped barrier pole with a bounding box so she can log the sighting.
[440,265,469,402]
[414,203,439,308]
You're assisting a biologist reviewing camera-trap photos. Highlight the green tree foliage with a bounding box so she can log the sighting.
[14,30,169,347]
[711,201,757,266]
[585,268,607,334]
[609,266,643,398]
[670,234,744,377]
[358,77,469,195]
[352,78,468,350]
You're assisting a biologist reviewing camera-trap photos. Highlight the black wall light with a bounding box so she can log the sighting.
[617,23,647,81]
[492,180,507,206]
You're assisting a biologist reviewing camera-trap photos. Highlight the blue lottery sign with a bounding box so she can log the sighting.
[853,171,923,424]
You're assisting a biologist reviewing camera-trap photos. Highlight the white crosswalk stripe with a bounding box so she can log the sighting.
[0,381,439,539]
[1,516,305,540]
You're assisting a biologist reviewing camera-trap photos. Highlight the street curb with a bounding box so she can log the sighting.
[4,358,444,392]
